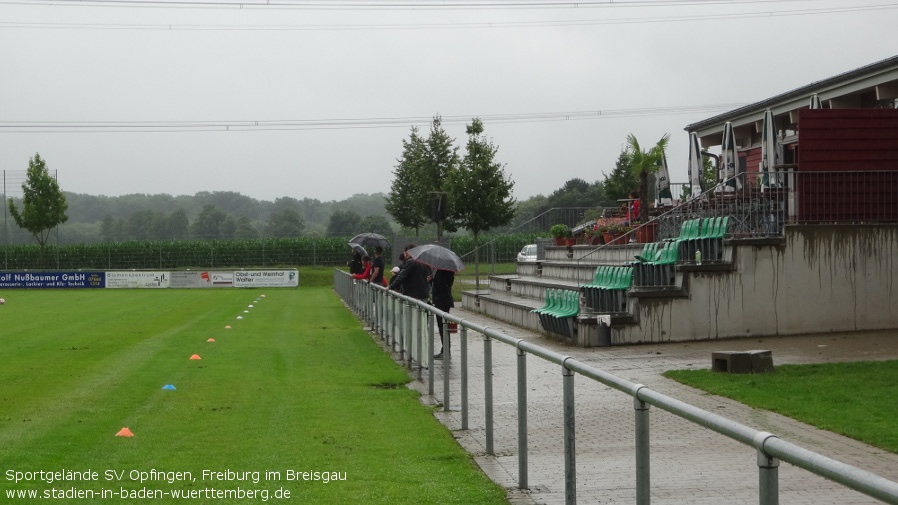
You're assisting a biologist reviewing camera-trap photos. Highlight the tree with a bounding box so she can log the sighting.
[231,216,258,239]
[386,116,461,239]
[100,214,124,242]
[423,115,461,238]
[166,209,190,240]
[385,127,429,237]
[358,215,393,237]
[545,178,607,210]
[446,118,516,286]
[190,204,228,239]
[8,153,69,265]
[602,151,638,202]
[327,209,362,236]
[264,208,305,238]
[626,133,670,222]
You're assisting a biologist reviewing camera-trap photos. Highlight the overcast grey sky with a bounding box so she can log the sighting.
[1,0,896,202]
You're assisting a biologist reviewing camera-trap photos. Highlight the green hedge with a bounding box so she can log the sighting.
[1,232,545,271]
[0,237,357,270]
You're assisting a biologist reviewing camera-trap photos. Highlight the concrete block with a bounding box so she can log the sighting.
[712,350,774,373]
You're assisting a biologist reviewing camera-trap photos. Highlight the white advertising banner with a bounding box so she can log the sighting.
[169,271,233,288]
[234,270,298,288]
[106,271,171,289]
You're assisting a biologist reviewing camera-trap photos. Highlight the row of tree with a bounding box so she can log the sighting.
[5,132,716,256]
[385,116,516,246]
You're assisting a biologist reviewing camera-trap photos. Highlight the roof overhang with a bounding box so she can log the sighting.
[685,55,898,149]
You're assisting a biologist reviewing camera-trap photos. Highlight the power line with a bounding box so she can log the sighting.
[0,103,746,133]
[0,0,838,9]
[1,2,894,30]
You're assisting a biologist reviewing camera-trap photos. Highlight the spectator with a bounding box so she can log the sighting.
[352,255,372,280]
[388,245,429,301]
[348,249,363,274]
[628,190,641,224]
[430,269,455,360]
[369,247,386,287]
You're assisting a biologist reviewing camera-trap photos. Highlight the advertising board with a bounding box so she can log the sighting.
[0,271,105,289]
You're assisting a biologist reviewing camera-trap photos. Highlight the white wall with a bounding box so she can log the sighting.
[614,225,898,344]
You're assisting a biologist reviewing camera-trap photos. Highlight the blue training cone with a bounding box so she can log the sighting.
[162,384,176,390]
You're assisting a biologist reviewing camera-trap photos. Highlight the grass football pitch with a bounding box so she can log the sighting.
[0,288,507,504]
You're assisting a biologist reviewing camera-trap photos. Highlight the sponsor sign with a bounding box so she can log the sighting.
[0,271,105,289]
[233,270,298,288]
[209,271,234,287]
[170,271,208,288]
[106,271,170,289]
[169,270,233,288]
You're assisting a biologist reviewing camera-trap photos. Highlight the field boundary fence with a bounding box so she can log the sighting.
[335,269,898,505]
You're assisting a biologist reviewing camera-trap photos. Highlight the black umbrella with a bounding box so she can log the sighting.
[405,244,465,272]
[349,232,391,249]
[349,243,368,256]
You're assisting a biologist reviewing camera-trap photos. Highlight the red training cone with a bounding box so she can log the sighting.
[115,427,134,437]
[189,354,201,360]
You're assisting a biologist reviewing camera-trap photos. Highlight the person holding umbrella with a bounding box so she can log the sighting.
[352,255,372,280]
[430,268,455,360]
[368,246,387,287]
[400,243,465,360]
[387,245,430,301]
[347,246,364,274]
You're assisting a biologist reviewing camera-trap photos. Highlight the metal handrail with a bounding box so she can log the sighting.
[335,268,898,505]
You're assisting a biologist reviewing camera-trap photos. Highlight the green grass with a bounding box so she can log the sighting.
[665,361,898,453]
[0,288,507,504]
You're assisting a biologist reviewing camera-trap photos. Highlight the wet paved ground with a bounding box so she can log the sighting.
[388,308,898,504]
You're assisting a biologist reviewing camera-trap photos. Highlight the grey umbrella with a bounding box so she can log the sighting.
[349,243,368,256]
[809,93,823,109]
[688,131,704,199]
[655,152,673,205]
[349,232,391,249]
[721,122,741,191]
[761,109,780,191]
[405,244,465,272]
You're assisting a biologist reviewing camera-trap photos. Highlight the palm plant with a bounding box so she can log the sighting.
[626,133,670,223]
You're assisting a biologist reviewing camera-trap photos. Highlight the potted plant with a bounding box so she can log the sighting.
[606,223,631,245]
[584,227,604,245]
[550,224,571,246]
[598,225,613,245]
[635,219,657,243]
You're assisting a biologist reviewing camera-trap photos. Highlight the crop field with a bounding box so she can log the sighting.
[0,287,507,504]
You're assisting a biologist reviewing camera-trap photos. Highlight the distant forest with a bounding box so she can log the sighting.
[2,176,622,246]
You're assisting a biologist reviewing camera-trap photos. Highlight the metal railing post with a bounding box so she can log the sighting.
[419,312,428,381]
[484,331,494,455]
[407,304,415,370]
[442,319,450,412]
[634,385,650,505]
[396,301,404,354]
[460,324,469,431]
[756,432,780,505]
[517,346,528,490]
[563,362,576,505]
[428,309,435,396]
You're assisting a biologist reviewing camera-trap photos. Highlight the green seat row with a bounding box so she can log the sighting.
[532,289,580,338]
[580,266,632,312]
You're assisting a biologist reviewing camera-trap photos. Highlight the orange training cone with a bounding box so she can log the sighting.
[115,427,134,437]
[207,338,215,343]
[190,354,201,360]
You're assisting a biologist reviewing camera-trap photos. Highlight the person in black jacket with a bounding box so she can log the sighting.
[430,269,455,360]
[388,246,430,301]
[348,249,363,274]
